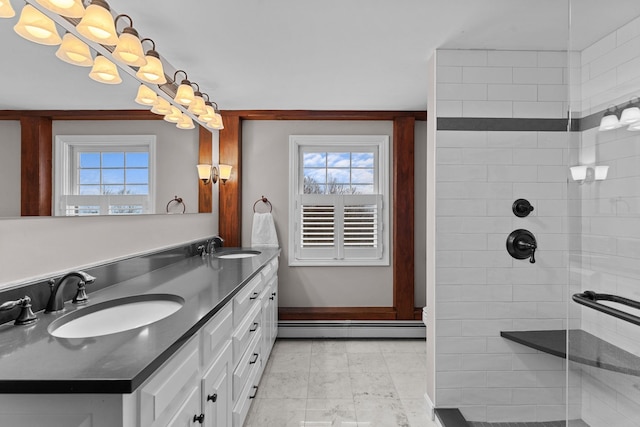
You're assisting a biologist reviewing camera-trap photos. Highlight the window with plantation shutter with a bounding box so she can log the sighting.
[289,135,389,266]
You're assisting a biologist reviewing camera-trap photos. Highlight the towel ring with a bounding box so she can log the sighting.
[166,196,186,214]
[253,196,272,213]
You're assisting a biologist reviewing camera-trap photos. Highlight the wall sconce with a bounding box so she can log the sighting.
[570,165,609,183]
[594,165,609,181]
[570,165,588,182]
[197,164,232,185]
[599,98,640,131]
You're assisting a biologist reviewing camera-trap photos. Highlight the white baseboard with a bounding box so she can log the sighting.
[425,393,439,424]
[277,320,426,339]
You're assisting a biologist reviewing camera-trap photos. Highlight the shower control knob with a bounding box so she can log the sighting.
[512,199,534,217]
[506,229,537,264]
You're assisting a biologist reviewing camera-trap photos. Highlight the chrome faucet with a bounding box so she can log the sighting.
[210,236,224,253]
[45,271,96,313]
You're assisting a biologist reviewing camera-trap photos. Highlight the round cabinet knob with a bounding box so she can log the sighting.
[512,199,534,217]
[193,413,205,424]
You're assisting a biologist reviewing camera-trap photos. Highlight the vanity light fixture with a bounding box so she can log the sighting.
[14,4,62,45]
[76,0,118,45]
[55,32,93,66]
[594,165,609,181]
[619,98,640,126]
[187,84,207,116]
[628,121,640,131]
[173,70,195,106]
[569,165,588,182]
[599,106,621,131]
[136,38,167,84]
[163,106,182,123]
[205,102,224,130]
[570,165,609,183]
[112,14,146,67]
[134,84,157,106]
[176,114,195,130]
[150,97,171,115]
[36,0,84,18]
[0,0,16,18]
[88,53,121,84]
[197,164,232,185]
[218,164,232,183]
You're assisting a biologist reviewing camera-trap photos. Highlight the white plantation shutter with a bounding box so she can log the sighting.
[343,195,383,259]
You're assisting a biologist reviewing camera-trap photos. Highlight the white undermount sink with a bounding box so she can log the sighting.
[48,294,184,339]
[214,249,261,259]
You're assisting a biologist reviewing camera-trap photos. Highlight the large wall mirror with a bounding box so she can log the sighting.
[0,14,210,218]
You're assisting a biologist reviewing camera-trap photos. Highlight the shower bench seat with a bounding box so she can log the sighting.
[501,329,640,377]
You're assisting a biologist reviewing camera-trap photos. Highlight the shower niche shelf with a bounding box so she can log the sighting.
[501,329,640,377]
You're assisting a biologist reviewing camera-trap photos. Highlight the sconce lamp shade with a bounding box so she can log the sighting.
[136,50,166,84]
[174,81,195,105]
[134,84,157,106]
[76,0,118,45]
[176,114,195,130]
[36,0,85,18]
[150,97,171,115]
[570,166,588,181]
[0,0,16,18]
[199,105,215,122]
[628,121,640,131]
[188,94,207,116]
[599,111,621,131]
[197,164,212,184]
[55,33,93,66]
[206,113,224,130]
[218,164,232,182]
[619,107,640,125]
[112,28,146,66]
[89,54,122,84]
[594,165,609,181]
[163,106,182,123]
[14,5,62,45]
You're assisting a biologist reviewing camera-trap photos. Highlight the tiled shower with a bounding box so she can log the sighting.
[429,3,640,425]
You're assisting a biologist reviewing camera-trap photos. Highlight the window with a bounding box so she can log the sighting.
[289,135,389,266]
[54,135,156,216]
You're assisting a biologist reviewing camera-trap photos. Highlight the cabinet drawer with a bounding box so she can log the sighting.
[232,329,262,401]
[166,383,200,427]
[232,303,261,366]
[232,360,260,427]
[200,303,232,368]
[260,257,278,283]
[233,275,263,326]
[139,337,200,427]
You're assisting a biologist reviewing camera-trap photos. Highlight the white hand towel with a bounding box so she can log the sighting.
[251,212,279,248]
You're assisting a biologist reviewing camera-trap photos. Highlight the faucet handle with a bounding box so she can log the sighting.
[72,280,89,305]
[0,296,38,326]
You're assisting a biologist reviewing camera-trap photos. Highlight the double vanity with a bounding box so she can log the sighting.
[0,243,280,427]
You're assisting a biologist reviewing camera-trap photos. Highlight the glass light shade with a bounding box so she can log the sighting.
[196,164,212,182]
[594,165,609,181]
[89,55,121,84]
[163,106,182,123]
[55,33,93,66]
[628,121,640,131]
[0,0,16,18]
[619,107,640,125]
[188,95,207,116]
[76,0,118,45]
[112,29,146,66]
[174,82,194,105]
[599,113,621,131]
[199,105,215,122]
[134,85,157,106]
[176,114,195,130]
[206,113,224,130]
[150,97,171,115]
[136,52,167,84]
[218,164,232,182]
[14,5,62,46]
[569,166,588,181]
[36,0,84,18]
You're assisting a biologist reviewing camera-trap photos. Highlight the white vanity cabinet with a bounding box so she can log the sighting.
[0,254,279,427]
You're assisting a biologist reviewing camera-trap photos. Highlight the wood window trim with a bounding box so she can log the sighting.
[219,110,424,320]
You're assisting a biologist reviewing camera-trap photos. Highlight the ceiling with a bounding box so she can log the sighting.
[1,0,640,111]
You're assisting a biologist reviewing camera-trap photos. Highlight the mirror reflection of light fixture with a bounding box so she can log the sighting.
[173,70,195,105]
[134,84,157,106]
[188,84,207,116]
[570,165,609,183]
[136,38,167,84]
[599,107,621,131]
[14,4,62,45]
[36,0,85,18]
[55,32,93,66]
[163,106,182,123]
[197,164,232,185]
[76,0,118,45]
[89,53,121,84]
[150,97,171,115]
[0,0,16,18]
[205,102,224,130]
[176,114,195,130]
[112,14,146,66]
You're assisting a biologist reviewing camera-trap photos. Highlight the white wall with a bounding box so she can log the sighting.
[434,49,571,423]
[0,121,20,217]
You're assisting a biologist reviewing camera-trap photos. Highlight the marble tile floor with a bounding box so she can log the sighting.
[244,338,437,427]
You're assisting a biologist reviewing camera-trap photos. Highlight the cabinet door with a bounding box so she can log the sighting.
[166,384,202,427]
[202,340,232,427]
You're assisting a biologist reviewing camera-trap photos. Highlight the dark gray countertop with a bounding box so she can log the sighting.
[0,247,280,394]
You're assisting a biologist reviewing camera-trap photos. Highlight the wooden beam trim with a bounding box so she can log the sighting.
[221,110,427,121]
[279,307,397,321]
[218,115,242,247]
[0,110,163,121]
[198,126,213,213]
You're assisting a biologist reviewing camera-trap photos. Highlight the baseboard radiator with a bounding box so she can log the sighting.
[277,320,426,339]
